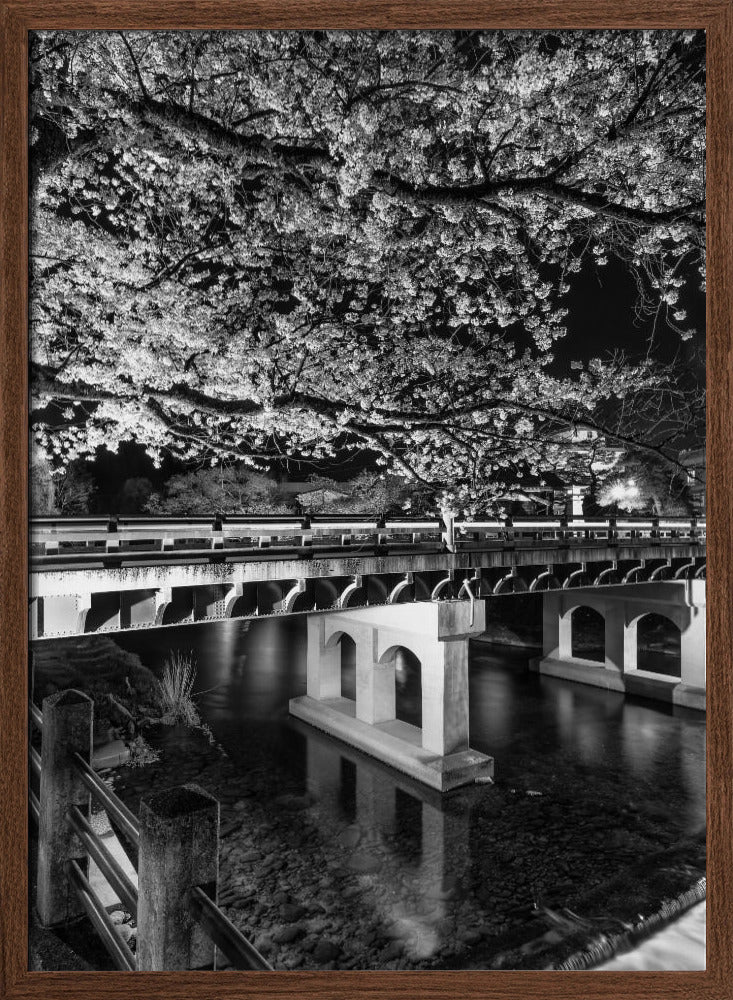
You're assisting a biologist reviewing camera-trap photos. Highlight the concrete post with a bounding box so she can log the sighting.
[355,630,396,725]
[306,616,341,701]
[421,640,469,756]
[542,592,563,658]
[37,689,93,927]
[604,601,626,673]
[137,784,219,971]
[680,605,706,688]
[623,617,639,671]
[558,607,572,659]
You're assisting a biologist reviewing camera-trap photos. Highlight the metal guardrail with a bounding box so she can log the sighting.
[30,698,273,972]
[29,515,705,569]
[66,859,136,971]
[189,886,274,971]
[66,804,138,916]
[72,751,140,847]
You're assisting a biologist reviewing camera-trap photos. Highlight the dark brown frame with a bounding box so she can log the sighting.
[1,2,730,997]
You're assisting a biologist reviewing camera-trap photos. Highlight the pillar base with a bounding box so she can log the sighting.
[530,658,706,712]
[672,683,706,712]
[530,656,626,692]
[289,696,493,792]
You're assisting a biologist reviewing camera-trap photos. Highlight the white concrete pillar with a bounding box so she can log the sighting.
[604,601,626,673]
[680,605,706,688]
[542,592,563,658]
[623,615,639,671]
[558,609,572,659]
[306,616,341,701]
[355,630,395,725]
[421,640,469,756]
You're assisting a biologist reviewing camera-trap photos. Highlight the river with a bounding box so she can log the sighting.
[103,613,706,970]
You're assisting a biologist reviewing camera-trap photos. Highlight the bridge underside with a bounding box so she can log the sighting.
[30,544,705,640]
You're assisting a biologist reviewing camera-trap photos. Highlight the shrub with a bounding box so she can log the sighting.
[157,651,201,727]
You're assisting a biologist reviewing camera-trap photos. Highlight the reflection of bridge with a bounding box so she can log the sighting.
[31,515,705,792]
[30,515,705,639]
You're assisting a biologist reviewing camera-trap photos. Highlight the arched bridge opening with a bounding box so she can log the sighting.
[339,633,357,701]
[571,606,605,663]
[390,646,422,729]
[636,613,682,678]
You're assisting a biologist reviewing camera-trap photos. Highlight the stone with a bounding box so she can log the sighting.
[281,903,308,922]
[381,940,404,961]
[273,924,305,944]
[312,939,341,964]
[338,826,362,849]
[347,853,381,874]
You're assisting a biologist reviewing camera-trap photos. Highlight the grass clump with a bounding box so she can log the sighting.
[157,651,201,728]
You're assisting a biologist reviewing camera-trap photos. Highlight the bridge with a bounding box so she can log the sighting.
[30,514,705,639]
[31,515,706,792]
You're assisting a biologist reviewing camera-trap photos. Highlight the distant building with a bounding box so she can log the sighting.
[543,425,625,517]
[277,481,350,512]
[679,448,706,514]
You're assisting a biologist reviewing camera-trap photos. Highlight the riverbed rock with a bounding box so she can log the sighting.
[273,924,305,944]
[281,903,308,922]
[312,939,341,964]
[347,852,381,874]
[338,826,362,849]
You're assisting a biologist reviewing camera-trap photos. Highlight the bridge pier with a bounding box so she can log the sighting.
[291,601,493,791]
[533,581,705,711]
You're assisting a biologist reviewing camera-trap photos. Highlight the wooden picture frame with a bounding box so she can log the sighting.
[1,2,730,997]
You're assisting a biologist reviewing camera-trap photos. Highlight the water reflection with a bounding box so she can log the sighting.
[112,615,705,964]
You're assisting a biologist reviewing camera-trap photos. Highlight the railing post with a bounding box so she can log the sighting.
[137,784,219,971]
[36,689,93,927]
[441,511,455,552]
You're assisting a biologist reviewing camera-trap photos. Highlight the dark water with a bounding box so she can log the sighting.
[110,615,705,968]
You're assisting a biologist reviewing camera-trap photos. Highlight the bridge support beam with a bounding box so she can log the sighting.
[291,601,493,791]
[533,581,705,711]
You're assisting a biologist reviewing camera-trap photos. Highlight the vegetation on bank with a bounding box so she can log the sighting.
[32,637,210,766]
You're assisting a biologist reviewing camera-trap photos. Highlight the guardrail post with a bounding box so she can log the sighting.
[37,689,93,927]
[137,784,219,971]
[441,511,455,552]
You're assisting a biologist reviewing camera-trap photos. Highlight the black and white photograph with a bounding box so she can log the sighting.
[27,28,706,973]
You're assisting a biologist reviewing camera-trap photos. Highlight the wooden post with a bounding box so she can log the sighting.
[36,689,93,927]
[137,784,219,971]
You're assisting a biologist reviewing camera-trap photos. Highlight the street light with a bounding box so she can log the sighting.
[609,479,640,506]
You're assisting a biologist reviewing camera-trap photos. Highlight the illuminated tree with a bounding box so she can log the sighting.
[145,464,293,515]
[30,29,705,509]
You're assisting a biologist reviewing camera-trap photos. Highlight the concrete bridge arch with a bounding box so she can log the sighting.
[536,580,705,710]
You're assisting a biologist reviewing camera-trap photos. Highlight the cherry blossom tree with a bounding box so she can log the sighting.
[29,29,705,509]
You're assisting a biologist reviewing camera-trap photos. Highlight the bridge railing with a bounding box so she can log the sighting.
[30,514,704,563]
[30,690,273,971]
